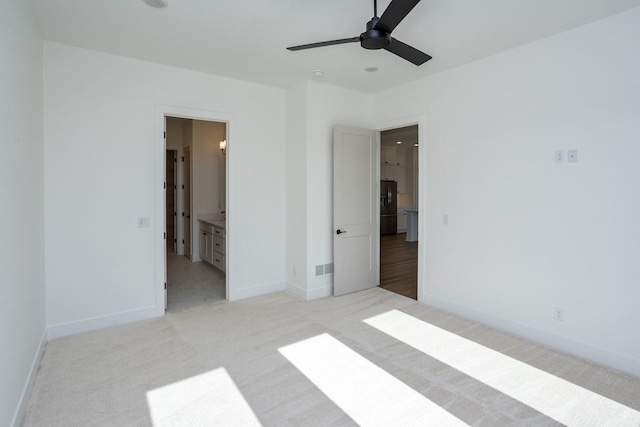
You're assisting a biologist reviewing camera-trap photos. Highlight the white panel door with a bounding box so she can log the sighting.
[333,126,378,296]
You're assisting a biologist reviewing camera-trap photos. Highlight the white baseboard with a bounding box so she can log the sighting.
[11,329,47,427]
[228,281,286,301]
[285,282,306,300]
[306,285,332,300]
[285,282,332,301]
[422,293,640,378]
[47,306,158,340]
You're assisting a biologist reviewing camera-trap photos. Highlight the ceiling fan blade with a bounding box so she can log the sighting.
[384,38,432,65]
[287,37,360,51]
[375,0,421,33]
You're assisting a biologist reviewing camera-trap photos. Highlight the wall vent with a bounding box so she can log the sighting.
[324,263,334,274]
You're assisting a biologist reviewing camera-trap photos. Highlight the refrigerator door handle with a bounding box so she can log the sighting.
[388,187,393,205]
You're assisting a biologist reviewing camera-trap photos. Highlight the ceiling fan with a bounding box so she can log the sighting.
[286,0,432,66]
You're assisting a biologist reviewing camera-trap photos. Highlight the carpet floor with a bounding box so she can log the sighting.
[23,288,640,426]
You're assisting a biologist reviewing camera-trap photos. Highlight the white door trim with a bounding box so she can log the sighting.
[154,105,234,316]
[376,115,426,303]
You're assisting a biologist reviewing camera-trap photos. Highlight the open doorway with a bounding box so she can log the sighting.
[164,116,227,311]
[379,125,419,300]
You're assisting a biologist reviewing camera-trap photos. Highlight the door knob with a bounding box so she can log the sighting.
[336,229,347,235]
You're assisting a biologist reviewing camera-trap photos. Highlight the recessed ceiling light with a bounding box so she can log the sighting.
[143,0,168,8]
[365,67,379,72]
[313,70,324,76]
[414,143,419,147]
[396,141,402,145]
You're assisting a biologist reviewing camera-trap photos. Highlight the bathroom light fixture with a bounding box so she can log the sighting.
[313,70,324,76]
[143,0,168,8]
[220,140,226,155]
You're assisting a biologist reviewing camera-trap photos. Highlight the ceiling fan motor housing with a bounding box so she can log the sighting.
[360,18,391,50]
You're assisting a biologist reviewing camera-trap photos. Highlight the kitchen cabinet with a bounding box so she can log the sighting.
[396,166,407,193]
[395,151,407,193]
[397,209,408,232]
[382,147,396,166]
[381,147,397,180]
[381,164,396,181]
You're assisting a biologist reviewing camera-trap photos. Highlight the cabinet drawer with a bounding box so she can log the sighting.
[213,253,225,273]
[213,227,226,238]
[213,235,225,255]
[199,222,214,233]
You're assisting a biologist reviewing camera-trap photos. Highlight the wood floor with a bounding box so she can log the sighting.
[380,232,418,300]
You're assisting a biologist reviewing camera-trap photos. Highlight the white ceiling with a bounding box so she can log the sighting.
[32,0,640,94]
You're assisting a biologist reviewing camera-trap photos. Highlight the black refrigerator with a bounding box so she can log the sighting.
[380,180,397,235]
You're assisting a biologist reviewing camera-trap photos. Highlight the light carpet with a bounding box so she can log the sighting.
[23,288,640,426]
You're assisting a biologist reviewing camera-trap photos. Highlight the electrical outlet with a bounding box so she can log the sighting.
[315,265,324,276]
[554,307,564,322]
[137,217,150,228]
[442,215,449,225]
[555,150,565,163]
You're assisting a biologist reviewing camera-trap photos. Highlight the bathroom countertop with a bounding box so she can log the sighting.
[198,217,225,229]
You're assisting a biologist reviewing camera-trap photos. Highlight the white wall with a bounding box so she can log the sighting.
[0,1,46,426]
[285,82,308,294]
[285,80,373,299]
[374,8,640,376]
[44,42,286,336]
[306,81,373,296]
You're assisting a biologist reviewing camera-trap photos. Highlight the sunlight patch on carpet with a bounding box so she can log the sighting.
[365,310,640,427]
[279,333,469,426]
[146,367,261,426]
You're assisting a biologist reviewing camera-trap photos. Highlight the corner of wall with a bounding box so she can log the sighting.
[228,281,286,301]
[285,280,331,301]
[10,330,47,427]
[46,306,159,340]
[284,282,307,300]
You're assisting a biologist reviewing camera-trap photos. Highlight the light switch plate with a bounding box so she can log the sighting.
[567,149,578,163]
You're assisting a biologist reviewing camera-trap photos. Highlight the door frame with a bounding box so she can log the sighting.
[182,145,192,259]
[154,105,234,316]
[165,149,178,255]
[376,115,426,302]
